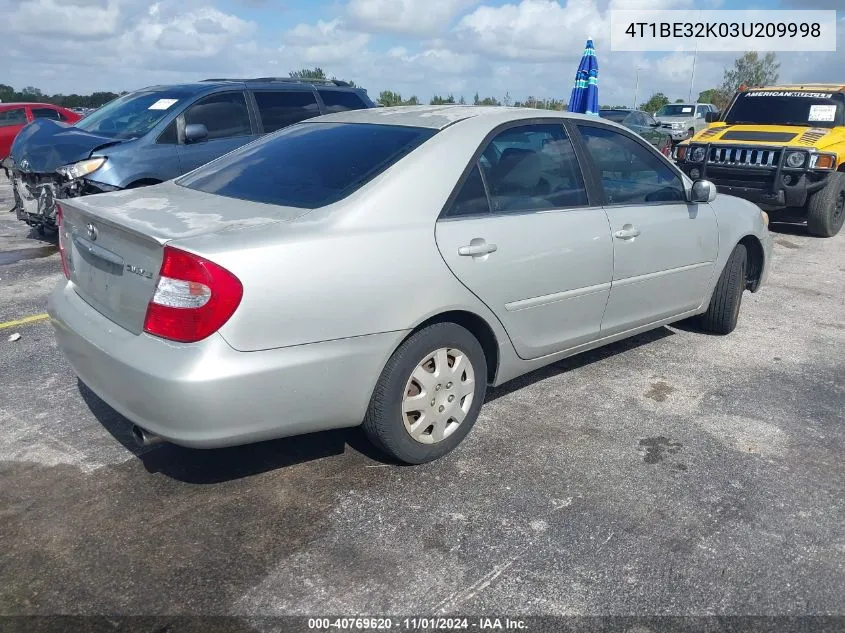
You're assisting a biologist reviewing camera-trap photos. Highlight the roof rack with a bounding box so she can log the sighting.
[201,77,352,87]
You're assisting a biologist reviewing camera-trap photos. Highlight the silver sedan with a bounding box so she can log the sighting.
[48,105,773,464]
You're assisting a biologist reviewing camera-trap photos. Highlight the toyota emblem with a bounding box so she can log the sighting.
[86,223,98,241]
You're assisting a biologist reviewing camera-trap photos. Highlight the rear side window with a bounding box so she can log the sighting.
[177,122,437,209]
[317,90,368,113]
[0,108,26,127]
[184,92,252,140]
[254,90,320,133]
[446,163,490,217]
[31,108,62,121]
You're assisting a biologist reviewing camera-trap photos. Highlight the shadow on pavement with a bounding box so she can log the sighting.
[77,326,678,481]
[78,380,389,483]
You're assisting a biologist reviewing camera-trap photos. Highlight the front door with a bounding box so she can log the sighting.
[177,91,257,173]
[435,122,614,360]
[573,123,719,335]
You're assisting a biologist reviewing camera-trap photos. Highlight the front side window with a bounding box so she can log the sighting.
[31,107,62,121]
[0,108,27,127]
[317,90,368,114]
[253,90,320,133]
[577,125,685,205]
[177,122,437,209]
[476,124,588,214]
[184,92,252,140]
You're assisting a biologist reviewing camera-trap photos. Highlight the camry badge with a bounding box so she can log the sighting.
[86,223,98,241]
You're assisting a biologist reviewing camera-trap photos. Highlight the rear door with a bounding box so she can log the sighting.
[177,91,257,173]
[572,122,718,334]
[0,108,29,158]
[435,121,614,360]
[251,89,322,133]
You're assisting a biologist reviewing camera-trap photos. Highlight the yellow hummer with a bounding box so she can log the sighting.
[674,84,845,237]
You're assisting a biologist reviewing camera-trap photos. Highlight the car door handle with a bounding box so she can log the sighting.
[458,241,498,257]
[614,225,641,240]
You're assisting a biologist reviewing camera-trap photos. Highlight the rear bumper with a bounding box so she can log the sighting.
[47,282,407,449]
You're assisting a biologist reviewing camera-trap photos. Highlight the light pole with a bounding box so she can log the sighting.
[633,66,644,109]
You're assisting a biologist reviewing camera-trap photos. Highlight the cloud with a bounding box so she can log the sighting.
[346,0,480,35]
[0,0,842,110]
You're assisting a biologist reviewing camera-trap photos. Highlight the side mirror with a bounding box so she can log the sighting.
[690,179,717,203]
[184,123,209,144]
[650,121,661,127]
[704,111,720,123]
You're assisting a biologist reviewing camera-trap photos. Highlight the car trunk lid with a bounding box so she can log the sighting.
[59,181,313,334]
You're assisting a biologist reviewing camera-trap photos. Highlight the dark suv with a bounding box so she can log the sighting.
[4,77,376,232]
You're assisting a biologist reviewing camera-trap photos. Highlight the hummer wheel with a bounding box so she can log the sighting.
[806,171,845,238]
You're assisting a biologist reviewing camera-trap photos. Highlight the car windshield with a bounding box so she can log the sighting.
[723,91,845,128]
[177,122,438,209]
[599,111,629,122]
[655,105,696,117]
[75,89,192,139]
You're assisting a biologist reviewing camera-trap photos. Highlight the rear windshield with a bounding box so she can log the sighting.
[177,122,437,209]
[76,89,192,139]
[723,91,845,128]
[599,110,628,122]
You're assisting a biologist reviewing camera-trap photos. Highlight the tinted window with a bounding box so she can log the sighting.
[177,122,436,209]
[31,108,61,121]
[655,104,696,117]
[599,110,628,123]
[254,90,320,133]
[578,125,685,205]
[0,108,26,127]
[317,90,368,113]
[184,92,252,140]
[477,124,587,214]
[446,163,490,217]
[723,91,845,128]
[76,89,191,139]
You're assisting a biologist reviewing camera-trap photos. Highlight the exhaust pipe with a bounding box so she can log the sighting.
[132,424,165,447]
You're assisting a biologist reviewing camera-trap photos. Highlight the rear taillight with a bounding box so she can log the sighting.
[56,203,70,279]
[143,246,243,343]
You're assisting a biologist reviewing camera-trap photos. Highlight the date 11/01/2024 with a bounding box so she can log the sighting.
[308,617,528,630]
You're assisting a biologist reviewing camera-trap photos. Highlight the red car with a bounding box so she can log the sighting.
[0,103,82,160]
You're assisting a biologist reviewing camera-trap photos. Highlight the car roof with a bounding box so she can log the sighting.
[309,105,602,130]
[753,84,845,92]
[0,102,64,109]
[134,78,364,96]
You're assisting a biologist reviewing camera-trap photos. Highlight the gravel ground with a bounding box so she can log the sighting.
[0,172,843,630]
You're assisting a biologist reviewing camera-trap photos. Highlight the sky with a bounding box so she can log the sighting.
[0,0,841,107]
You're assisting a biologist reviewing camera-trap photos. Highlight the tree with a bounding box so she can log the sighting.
[458,95,466,105]
[503,92,512,107]
[290,67,326,80]
[639,92,670,113]
[378,91,419,106]
[0,84,14,102]
[378,90,403,107]
[430,94,456,105]
[721,52,779,95]
[22,86,43,97]
[675,98,684,103]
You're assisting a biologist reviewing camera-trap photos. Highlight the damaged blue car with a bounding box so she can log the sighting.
[4,77,375,232]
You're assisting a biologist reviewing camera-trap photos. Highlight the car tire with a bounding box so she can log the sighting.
[698,243,747,335]
[362,322,487,464]
[805,171,845,238]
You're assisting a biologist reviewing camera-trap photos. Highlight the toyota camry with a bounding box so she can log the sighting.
[48,105,773,464]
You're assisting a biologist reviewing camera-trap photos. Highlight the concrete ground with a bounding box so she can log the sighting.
[0,172,843,623]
